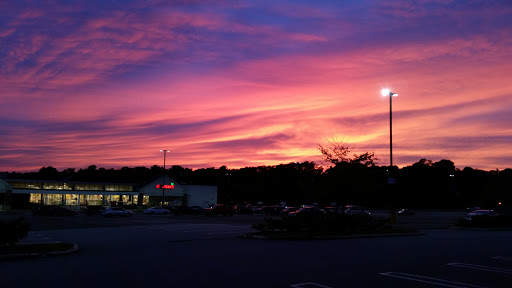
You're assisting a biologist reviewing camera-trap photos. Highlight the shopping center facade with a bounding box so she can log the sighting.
[0,175,217,210]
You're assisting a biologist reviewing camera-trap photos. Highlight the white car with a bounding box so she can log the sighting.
[144,206,171,215]
[102,207,134,217]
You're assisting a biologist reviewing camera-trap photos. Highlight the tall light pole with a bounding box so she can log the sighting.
[381,89,398,173]
[382,89,398,221]
[160,149,170,206]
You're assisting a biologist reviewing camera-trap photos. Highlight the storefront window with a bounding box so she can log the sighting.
[29,193,42,204]
[65,194,79,206]
[45,194,63,205]
[84,195,103,206]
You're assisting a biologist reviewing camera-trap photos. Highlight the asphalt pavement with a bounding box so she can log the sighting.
[2,222,511,287]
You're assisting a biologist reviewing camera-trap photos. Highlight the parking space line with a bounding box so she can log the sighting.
[492,256,512,261]
[289,282,333,288]
[447,262,512,275]
[379,272,487,288]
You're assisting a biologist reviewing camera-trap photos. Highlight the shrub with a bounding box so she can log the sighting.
[0,217,31,246]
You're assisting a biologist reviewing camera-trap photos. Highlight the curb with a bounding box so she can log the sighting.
[0,243,79,261]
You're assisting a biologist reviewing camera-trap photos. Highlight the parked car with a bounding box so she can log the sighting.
[144,206,171,215]
[343,205,371,216]
[162,206,180,215]
[281,206,299,216]
[465,209,497,220]
[102,207,133,217]
[466,206,481,212]
[187,206,205,215]
[43,206,78,216]
[287,206,325,218]
[323,207,341,215]
[204,204,235,216]
[234,204,254,214]
[251,206,262,213]
[397,209,415,216]
[258,205,283,216]
[254,205,268,214]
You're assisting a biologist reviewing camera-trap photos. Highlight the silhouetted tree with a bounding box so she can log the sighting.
[318,139,350,165]
[61,168,76,180]
[38,166,59,180]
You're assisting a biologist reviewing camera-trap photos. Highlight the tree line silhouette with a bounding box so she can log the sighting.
[2,159,511,210]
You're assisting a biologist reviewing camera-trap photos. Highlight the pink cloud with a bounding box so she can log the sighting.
[2,1,512,172]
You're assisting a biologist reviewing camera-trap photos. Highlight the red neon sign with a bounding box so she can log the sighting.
[156,183,175,189]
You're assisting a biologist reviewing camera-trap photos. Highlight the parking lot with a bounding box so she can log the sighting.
[3,209,510,287]
[21,208,468,231]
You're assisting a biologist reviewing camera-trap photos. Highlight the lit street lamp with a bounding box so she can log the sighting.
[160,149,170,206]
[381,89,398,179]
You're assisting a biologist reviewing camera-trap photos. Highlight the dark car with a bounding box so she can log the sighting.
[204,204,235,216]
[234,204,254,214]
[43,206,78,216]
[288,206,324,218]
[281,206,299,216]
[160,206,180,215]
[286,206,325,230]
[323,207,341,215]
[175,205,204,215]
[189,206,205,215]
[259,205,283,216]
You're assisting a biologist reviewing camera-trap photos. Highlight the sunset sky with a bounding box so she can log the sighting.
[1,0,512,172]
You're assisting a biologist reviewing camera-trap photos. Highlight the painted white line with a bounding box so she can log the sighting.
[289,282,333,288]
[492,256,512,261]
[447,262,512,274]
[380,272,487,288]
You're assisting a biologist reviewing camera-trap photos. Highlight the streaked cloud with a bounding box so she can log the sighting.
[1,0,512,172]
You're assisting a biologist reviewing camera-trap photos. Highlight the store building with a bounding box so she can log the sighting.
[0,176,217,210]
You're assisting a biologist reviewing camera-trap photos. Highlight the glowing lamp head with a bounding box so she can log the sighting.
[381,88,398,97]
